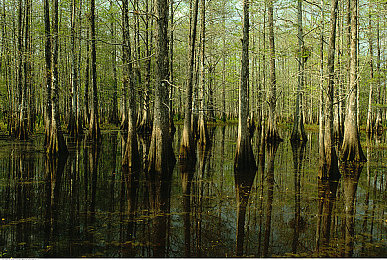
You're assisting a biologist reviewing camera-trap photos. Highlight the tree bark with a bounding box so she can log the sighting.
[179,0,199,162]
[290,0,307,143]
[47,0,68,156]
[365,1,374,136]
[198,0,209,146]
[147,0,175,174]
[108,0,119,126]
[87,0,101,142]
[121,0,139,171]
[68,0,83,137]
[235,0,256,172]
[137,0,153,134]
[266,0,282,143]
[341,0,366,162]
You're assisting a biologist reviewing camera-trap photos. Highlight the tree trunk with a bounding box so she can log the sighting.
[265,0,282,143]
[121,0,139,171]
[108,0,119,126]
[322,0,339,179]
[374,14,382,133]
[179,0,199,162]
[47,0,68,156]
[169,0,176,135]
[235,0,256,172]
[68,0,82,137]
[137,0,153,134]
[318,0,326,177]
[87,0,101,142]
[43,0,52,145]
[198,0,208,146]
[290,0,307,143]
[85,26,90,126]
[341,0,366,162]
[365,1,374,137]
[147,0,175,174]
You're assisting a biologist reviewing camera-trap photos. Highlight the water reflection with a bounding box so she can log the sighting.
[0,128,385,257]
[341,163,363,257]
[234,167,256,256]
[263,142,279,257]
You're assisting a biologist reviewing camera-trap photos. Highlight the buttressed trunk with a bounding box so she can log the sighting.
[148,0,175,174]
[266,0,282,143]
[235,0,256,172]
[341,0,366,162]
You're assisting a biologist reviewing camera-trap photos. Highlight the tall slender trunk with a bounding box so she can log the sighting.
[366,1,374,136]
[290,0,307,142]
[266,0,282,143]
[341,0,365,162]
[179,0,199,161]
[121,0,139,171]
[374,14,382,133]
[108,0,119,126]
[87,0,101,141]
[47,0,68,156]
[318,0,326,177]
[138,0,153,134]
[69,0,82,137]
[85,25,90,125]
[198,0,208,145]
[322,0,339,179]
[44,0,51,144]
[235,0,256,172]
[169,0,175,134]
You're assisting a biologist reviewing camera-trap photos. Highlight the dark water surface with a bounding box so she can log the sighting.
[0,126,386,257]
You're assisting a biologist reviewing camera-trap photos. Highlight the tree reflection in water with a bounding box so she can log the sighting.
[0,128,386,257]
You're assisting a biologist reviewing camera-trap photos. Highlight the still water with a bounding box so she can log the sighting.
[0,126,386,257]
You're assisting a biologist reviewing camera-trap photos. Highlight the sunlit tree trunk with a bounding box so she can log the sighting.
[137,0,153,134]
[235,0,256,172]
[265,0,282,143]
[341,0,365,162]
[68,0,82,137]
[290,0,307,142]
[374,15,382,133]
[121,0,139,171]
[108,0,119,126]
[322,0,339,178]
[365,0,374,137]
[179,0,199,161]
[47,0,68,156]
[318,0,326,176]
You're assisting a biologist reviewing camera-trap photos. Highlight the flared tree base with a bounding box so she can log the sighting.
[122,130,140,173]
[235,136,257,172]
[265,123,283,144]
[47,125,68,157]
[341,134,366,162]
[147,127,176,175]
[87,114,101,143]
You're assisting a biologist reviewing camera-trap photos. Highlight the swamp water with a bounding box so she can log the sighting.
[0,126,386,257]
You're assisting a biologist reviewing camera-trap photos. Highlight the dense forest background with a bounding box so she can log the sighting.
[0,0,386,148]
